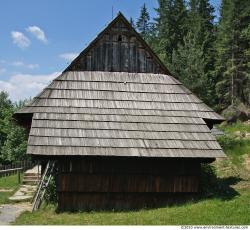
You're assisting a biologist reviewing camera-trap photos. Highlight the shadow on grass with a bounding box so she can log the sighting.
[54,176,241,213]
[199,164,241,201]
[199,176,241,201]
[53,165,241,213]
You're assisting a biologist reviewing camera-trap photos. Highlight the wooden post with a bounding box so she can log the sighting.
[18,170,21,184]
[38,163,40,182]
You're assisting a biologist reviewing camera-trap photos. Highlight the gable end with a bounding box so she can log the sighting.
[64,13,170,74]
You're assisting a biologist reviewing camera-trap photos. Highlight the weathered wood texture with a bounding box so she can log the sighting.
[16,72,225,158]
[65,13,168,74]
[14,13,224,159]
[56,157,202,210]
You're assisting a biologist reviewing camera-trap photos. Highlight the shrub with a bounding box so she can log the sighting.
[217,134,243,150]
[44,175,57,205]
[200,163,217,196]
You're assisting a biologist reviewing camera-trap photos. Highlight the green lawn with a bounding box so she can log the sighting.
[13,190,250,225]
[14,122,250,225]
[0,191,14,205]
[0,174,22,189]
[0,174,22,204]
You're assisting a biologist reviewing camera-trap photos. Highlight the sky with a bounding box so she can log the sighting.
[0,0,221,101]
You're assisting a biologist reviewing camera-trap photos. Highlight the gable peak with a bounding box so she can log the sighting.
[64,12,170,74]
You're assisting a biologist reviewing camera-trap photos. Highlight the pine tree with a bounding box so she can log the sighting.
[172,32,207,100]
[136,3,151,40]
[129,17,135,29]
[171,0,217,106]
[154,0,188,71]
[192,0,217,106]
[215,0,250,109]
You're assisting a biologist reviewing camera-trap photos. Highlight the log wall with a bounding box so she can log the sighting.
[56,157,202,211]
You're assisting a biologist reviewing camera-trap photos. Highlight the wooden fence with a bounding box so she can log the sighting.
[0,160,34,178]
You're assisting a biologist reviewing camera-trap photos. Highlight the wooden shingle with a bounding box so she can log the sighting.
[16,71,225,158]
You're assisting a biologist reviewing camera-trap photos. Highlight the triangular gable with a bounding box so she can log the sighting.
[64,12,170,74]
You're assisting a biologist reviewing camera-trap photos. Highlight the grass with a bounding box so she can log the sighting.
[218,122,250,170]
[220,121,250,135]
[14,121,250,225]
[14,191,250,225]
[0,191,14,205]
[0,173,23,205]
[0,174,22,189]
[217,137,250,167]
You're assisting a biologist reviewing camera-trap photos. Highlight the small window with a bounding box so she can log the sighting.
[118,35,122,42]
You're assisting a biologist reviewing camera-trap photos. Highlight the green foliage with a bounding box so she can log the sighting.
[172,31,208,101]
[220,121,250,134]
[217,134,242,150]
[136,4,150,40]
[216,122,250,174]
[44,175,58,205]
[172,0,217,106]
[142,0,218,107]
[217,121,250,160]
[133,0,249,110]
[129,17,135,28]
[200,164,217,195]
[215,0,250,109]
[135,3,157,48]
[1,126,28,162]
[154,0,187,70]
[0,91,29,164]
[218,134,250,167]
[0,92,13,156]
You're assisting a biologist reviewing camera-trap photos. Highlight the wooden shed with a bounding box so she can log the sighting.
[14,13,225,211]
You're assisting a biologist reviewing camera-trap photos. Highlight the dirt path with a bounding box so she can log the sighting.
[0,202,31,225]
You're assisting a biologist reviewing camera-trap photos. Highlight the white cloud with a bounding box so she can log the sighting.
[0,72,60,101]
[59,52,78,62]
[26,26,47,43]
[11,31,30,49]
[12,61,39,69]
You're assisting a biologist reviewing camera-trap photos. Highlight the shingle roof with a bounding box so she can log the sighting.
[16,71,225,158]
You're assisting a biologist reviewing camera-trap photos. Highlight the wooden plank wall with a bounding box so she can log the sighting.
[56,157,201,211]
[58,193,197,211]
[68,20,164,73]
